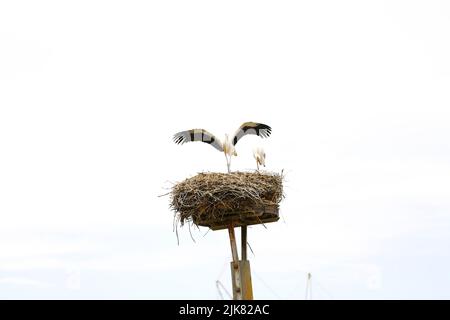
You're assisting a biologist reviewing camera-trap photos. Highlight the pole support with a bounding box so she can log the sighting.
[228,223,242,300]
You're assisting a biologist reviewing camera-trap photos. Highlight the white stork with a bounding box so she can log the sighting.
[253,147,266,171]
[173,122,272,173]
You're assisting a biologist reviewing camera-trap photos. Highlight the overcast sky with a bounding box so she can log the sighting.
[1,0,450,299]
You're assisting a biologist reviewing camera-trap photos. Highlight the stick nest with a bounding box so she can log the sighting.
[170,172,284,227]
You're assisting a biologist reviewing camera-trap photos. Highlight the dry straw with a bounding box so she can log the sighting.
[170,171,284,228]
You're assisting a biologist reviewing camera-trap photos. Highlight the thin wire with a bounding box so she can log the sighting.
[216,261,228,280]
[247,241,255,257]
[315,279,334,299]
[252,270,282,299]
[216,280,232,300]
[216,281,224,300]
[286,271,307,299]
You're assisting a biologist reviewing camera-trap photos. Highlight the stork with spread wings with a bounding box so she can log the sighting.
[173,122,272,173]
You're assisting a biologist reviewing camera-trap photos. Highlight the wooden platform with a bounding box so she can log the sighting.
[194,205,279,230]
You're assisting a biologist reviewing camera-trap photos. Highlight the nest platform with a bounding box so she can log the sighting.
[170,172,283,230]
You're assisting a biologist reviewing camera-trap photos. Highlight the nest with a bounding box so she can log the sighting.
[170,172,284,230]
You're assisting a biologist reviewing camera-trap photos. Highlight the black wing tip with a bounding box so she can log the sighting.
[260,123,271,130]
[173,134,185,144]
[258,123,272,138]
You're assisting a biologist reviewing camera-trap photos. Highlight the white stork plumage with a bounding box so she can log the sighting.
[173,122,272,173]
[253,147,266,171]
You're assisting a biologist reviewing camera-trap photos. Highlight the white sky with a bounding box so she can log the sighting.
[1,0,450,299]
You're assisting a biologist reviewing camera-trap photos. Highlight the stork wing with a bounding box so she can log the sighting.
[231,122,272,146]
[173,129,223,152]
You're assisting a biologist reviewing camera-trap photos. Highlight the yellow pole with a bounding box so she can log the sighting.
[228,224,242,300]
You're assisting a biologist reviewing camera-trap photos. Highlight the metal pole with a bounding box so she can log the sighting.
[240,225,253,300]
[241,226,247,261]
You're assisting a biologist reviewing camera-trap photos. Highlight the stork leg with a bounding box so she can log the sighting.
[225,153,231,173]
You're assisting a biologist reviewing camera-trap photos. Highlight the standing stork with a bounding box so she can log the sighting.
[173,122,272,173]
[253,147,266,171]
